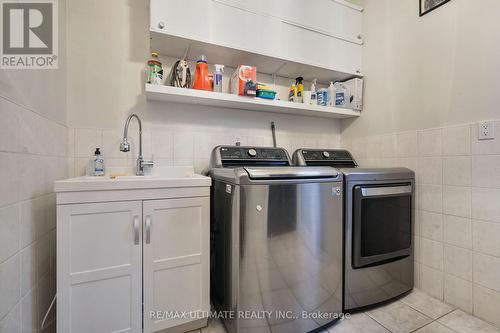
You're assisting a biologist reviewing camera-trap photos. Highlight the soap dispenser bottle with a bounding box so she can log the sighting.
[93,148,105,176]
[328,82,335,107]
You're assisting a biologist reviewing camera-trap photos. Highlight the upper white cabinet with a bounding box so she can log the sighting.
[217,0,363,42]
[150,0,363,83]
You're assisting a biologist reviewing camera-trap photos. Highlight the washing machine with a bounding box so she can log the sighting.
[209,146,344,333]
[293,149,415,312]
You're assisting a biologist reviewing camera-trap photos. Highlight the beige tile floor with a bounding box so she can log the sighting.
[189,289,500,333]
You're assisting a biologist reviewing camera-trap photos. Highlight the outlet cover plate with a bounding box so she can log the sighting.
[479,121,495,140]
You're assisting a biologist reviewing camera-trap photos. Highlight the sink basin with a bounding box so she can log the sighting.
[54,167,211,192]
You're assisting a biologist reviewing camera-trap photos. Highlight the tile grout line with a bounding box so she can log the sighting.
[364,311,397,333]
[470,127,476,319]
[398,299,447,323]
[0,93,69,129]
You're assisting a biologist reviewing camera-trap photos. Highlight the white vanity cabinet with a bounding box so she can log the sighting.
[55,170,211,333]
[143,198,209,332]
[57,201,144,333]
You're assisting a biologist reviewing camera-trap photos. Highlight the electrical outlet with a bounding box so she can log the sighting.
[479,121,495,140]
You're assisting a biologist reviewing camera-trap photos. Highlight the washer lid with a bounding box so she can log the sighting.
[244,166,339,180]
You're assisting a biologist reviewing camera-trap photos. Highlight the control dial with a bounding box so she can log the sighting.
[247,149,257,157]
[322,151,330,158]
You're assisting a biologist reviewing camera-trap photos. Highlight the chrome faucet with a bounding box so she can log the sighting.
[120,114,154,176]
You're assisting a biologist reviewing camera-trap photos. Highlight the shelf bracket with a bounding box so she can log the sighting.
[181,44,191,60]
[271,62,287,86]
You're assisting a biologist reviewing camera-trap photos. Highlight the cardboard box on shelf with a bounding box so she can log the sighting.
[231,65,257,96]
[343,78,363,111]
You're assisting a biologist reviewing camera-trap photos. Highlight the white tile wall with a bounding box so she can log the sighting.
[420,211,443,242]
[70,123,341,176]
[444,274,472,312]
[473,285,500,328]
[341,120,500,328]
[0,13,67,327]
[444,215,472,249]
[0,96,64,332]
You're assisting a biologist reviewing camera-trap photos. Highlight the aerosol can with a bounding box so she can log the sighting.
[213,64,224,92]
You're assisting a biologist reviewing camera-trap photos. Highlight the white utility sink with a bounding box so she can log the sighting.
[54,166,211,192]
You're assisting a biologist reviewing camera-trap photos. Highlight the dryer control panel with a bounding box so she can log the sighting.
[293,149,358,167]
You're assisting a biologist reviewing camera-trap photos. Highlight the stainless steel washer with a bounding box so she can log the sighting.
[293,149,415,312]
[209,146,344,333]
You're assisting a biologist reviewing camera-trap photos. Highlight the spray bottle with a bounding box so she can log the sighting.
[213,64,224,92]
[288,83,297,102]
[295,77,304,103]
[310,79,317,105]
[328,81,335,107]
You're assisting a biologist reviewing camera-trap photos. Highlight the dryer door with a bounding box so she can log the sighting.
[352,184,413,269]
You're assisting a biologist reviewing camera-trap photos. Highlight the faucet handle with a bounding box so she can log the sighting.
[137,159,154,176]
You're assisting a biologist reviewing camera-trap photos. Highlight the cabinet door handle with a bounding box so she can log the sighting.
[133,216,140,245]
[145,215,152,244]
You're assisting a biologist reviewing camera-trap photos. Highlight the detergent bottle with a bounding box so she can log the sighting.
[295,77,304,103]
[193,54,211,91]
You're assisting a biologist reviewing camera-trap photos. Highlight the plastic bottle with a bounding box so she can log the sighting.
[213,64,224,92]
[334,82,349,108]
[93,148,105,176]
[310,79,317,105]
[193,55,211,91]
[147,52,163,85]
[288,83,297,102]
[328,82,335,107]
[295,77,304,103]
[317,88,328,106]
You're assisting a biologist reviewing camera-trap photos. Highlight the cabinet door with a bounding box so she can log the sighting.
[221,0,363,42]
[143,197,210,332]
[151,0,279,59]
[57,201,143,333]
[151,0,362,75]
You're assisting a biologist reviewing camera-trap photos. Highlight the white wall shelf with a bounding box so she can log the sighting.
[150,31,362,85]
[145,84,361,120]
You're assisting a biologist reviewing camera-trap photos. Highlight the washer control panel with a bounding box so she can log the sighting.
[220,147,288,160]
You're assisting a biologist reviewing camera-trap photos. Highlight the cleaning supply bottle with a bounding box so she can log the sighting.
[334,82,349,108]
[93,148,105,176]
[213,64,224,92]
[147,52,163,85]
[295,77,304,103]
[310,79,317,105]
[328,81,335,107]
[288,83,297,102]
[193,54,211,91]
